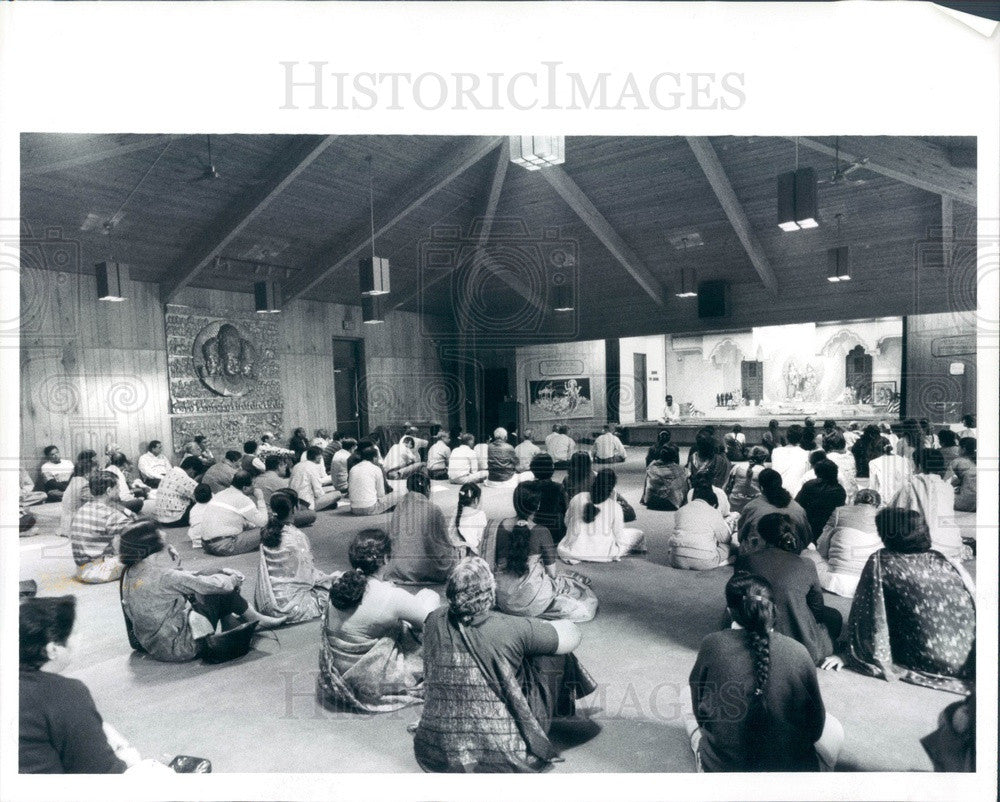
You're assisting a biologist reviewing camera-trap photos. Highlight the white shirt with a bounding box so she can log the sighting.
[385,443,418,473]
[426,440,451,472]
[545,433,576,462]
[769,445,811,497]
[685,485,731,517]
[290,460,331,509]
[514,440,541,472]
[330,449,352,491]
[348,460,386,509]
[449,507,488,553]
[593,432,626,461]
[447,445,480,480]
[41,459,74,483]
[138,451,172,480]
[105,464,137,501]
[663,403,680,421]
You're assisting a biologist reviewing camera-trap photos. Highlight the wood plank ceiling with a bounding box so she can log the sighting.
[20,133,977,343]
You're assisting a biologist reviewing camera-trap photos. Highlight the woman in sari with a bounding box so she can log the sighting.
[559,469,646,564]
[317,529,440,713]
[255,490,335,623]
[687,429,732,489]
[642,445,688,512]
[889,449,965,561]
[495,484,597,622]
[60,450,98,536]
[825,508,975,695]
[414,557,597,773]
[737,469,812,557]
[725,446,767,515]
[561,452,595,501]
[384,472,464,584]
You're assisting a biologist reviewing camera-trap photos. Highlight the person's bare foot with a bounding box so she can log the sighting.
[244,609,287,629]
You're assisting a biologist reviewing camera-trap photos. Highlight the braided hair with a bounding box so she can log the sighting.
[506,484,541,577]
[582,469,617,524]
[328,529,391,610]
[725,571,777,770]
[454,482,481,539]
[261,491,295,549]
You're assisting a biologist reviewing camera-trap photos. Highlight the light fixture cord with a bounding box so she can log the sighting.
[367,154,376,261]
[794,137,799,170]
[106,138,172,237]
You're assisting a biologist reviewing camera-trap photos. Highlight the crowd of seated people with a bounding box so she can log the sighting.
[19,413,977,775]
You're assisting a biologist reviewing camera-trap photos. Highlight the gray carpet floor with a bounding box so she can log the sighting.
[19,448,974,772]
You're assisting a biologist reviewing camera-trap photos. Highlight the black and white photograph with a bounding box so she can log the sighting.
[1,3,998,802]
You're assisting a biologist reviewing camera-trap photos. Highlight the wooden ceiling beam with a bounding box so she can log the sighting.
[160,135,337,303]
[540,165,668,308]
[284,136,504,303]
[21,135,178,177]
[687,136,779,296]
[791,136,976,206]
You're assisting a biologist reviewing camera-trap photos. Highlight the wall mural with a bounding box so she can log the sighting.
[165,304,283,452]
[781,359,824,401]
[527,377,594,421]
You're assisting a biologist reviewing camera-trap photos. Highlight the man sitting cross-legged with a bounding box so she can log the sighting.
[70,471,138,584]
[290,446,341,512]
[200,471,268,557]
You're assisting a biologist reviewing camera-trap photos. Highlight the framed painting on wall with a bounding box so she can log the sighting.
[527,377,595,421]
[871,380,899,410]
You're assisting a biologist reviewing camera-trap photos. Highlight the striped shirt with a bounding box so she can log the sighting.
[70,499,135,566]
[153,467,198,524]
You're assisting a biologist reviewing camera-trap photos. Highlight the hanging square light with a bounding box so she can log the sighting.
[95,261,127,301]
[675,267,698,298]
[777,167,819,231]
[509,136,565,171]
[359,256,390,296]
[827,245,851,282]
[254,280,282,312]
[362,294,384,324]
[552,282,574,312]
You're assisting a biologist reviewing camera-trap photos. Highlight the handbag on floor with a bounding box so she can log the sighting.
[200,620,258,664]
[616,495,637,523]
[169,755,213,773]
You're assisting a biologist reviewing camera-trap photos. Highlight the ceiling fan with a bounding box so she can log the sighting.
[819,137,870,186]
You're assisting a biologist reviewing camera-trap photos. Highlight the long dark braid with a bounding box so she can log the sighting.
[725,571,776,770]
[453,482,481,540]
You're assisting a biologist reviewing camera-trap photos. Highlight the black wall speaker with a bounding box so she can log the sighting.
[697,281,728,318]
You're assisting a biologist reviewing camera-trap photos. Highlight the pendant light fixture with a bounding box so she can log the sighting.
[827,214,851,282]
[777,138,819,232]
[95,261,128,302]
[509,136,565,171]
[359,154,390,296]
[675,267,698,298]
[254,279,282,312]
[362,294,384,324]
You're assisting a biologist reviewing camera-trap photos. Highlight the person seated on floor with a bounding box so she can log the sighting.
[949,437,977,513]
[449,482,489,556]
[545,424,576,470]
[521,453,569,544]
[384,472,463,584]
[687,572,842,772]
[425,431,452,480]
[253,454,290,503]
[808,489,882,598]
[562,451,596,501]
[413,556,598,773]
[69,471,138,584]
[254,491,335,624]
[761,419,786,457]
[820,430,858,503]
[936,428,960,466]
[19,596,149,774]
[199,471,268,557]
[289,427,310,462]
[642,444,688,512]
[181,434,216,472]
[922,691,976,773]
[384,436,425,481]
[841,422,861,449]
[514,429,542,473]
[349,442,401,516]
[201,450,241,495]
[687,429,732,490]
[311,428,331,453]
[240,440,266,477]
[592,424,627,465]
[726,446,768,515]
[60,450,100,537]
[118,518,285,662]
[800,427,820,454]
[735,513,841,667]
[645,429,672,467]
[769,424,811,497]
[330,437,357,493]
[724,426,748,463]
[823,508,976,695]
[957,414,976,440]
[186,483,212,549]
[318,528,440,713]
[290,446,341,512]
[40,445,75,501]
[258,431,294,459]
[737,469,812,557]
[401,424,430,460]
[668,481,736,571]
[559,469,646,564]
[851,424,889,481]
[889,449,965,561]
[495,484,597,622]
[152,456,202,527]
[105,452,149,509]
[866,441,914,505]
[446,433,489,485]
[686,476,732,518]
[795,459,846,548]
[20,468,48,508]
[486,427,524,487]
[137,440,172,488]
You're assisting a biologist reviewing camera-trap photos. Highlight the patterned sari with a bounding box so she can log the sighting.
[254,526,330,623]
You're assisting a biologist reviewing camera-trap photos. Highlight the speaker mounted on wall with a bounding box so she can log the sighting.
[697,281,728,319]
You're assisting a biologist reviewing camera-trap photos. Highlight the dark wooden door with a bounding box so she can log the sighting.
[483,368,509,435]
[332,338,366,440]
[633,353,647,421]
[741,360,764,402]
[845,345,873,403]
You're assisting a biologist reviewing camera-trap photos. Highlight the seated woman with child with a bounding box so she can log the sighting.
[318,529,440,712]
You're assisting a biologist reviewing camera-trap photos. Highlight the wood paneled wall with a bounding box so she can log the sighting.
[20,270,452,477]
[904,311,977,422]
